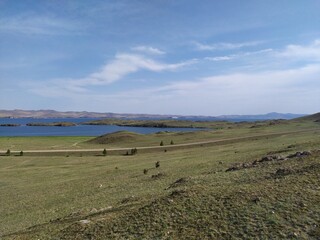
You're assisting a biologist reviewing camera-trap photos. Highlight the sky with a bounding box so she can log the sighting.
[0,0,320,116]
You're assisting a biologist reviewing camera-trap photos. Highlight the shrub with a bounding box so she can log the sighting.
[103,149,107,156]
[143,169,148,174]
[6,149,10,156]
[131,148,137,155]
[20,151,23,156]
[155,161,160,168]
[170,140,174,145]
[160,141,164,146]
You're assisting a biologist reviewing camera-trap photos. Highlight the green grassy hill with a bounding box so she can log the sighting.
[294,112,320,122]
[87,131,144,144]
[0,118,319,239]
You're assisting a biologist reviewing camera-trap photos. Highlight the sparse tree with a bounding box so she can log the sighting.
[170,140,174,145]
[6,149,10,156]
[103,149,107,156]
[160,141,164,146]
[20,151,23,156]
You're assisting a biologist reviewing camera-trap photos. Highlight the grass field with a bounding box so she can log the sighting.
[0,117,319,239]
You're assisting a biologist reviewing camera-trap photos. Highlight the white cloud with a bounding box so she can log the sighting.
[204,49,273,62]
[276,39,320,61]
[117,64,320,114]
[194,41,262,51]
[131,46,165,55]
[0,14,81,35]
[201,40,320,69]
[29,53,197,96]
[54,64,319,115]
[26,40,320,115]
[87,53,196,85]
[27,62,320,115]
[205,56,235,61]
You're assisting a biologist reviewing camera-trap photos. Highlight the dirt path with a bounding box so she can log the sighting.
[2,128,319,155]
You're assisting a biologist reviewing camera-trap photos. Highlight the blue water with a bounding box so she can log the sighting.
[0,118,200,136]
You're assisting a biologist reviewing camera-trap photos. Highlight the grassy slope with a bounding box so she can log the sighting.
[0,119,319,239]
[0,136,92,151]
[295,112,320,121]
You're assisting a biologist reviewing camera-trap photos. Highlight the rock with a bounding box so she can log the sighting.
[167,177,189,189]
[79,219,91,224]
[100,206,113,211]
[287,151,311,158]
[226,162,255,172]
[90,208,98,213]
[242,163,251,168]
[226,166,240,172]
[259,155,282,162]
[226,150,311,173]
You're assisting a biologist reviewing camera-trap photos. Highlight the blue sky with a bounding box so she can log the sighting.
[1,0,319,115]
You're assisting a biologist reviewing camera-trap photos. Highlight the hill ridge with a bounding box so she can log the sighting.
[0,109,307,120]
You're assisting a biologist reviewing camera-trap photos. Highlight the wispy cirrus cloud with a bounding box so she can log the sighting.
[204,48,273,62]
[203,40,320,64]
[131,46,165,55]
[194,41,263,51]
[205,56,236,61]
[0,14,82,35]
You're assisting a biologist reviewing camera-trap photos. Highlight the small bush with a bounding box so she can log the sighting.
[170,140,174,145]
[131,148,137,155]
[143,169,148,174]
[151,172,165,179]
[160,141,164,146]
[155,161,160,168]
[103,149,107,156]
[20,151,23,156]
[6,149,10,156]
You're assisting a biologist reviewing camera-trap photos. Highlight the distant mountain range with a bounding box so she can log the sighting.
[0,109,179,119]
[214,112,307,120]
[0,109,307,121]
